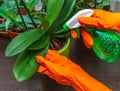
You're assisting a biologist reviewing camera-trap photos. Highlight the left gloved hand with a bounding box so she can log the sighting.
[36,50,112,91]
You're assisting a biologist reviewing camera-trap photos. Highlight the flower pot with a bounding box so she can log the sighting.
[58,38,70,57]
[19,8,37,15]
[19,8,26,14]
[8,30,20,39]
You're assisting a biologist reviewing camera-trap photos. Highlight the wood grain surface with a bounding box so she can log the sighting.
[0,36,120,91]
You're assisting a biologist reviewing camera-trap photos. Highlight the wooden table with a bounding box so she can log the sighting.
[0,36,120,91]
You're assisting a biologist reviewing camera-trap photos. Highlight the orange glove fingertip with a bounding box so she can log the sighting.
[36,55,45,64]
[46,50,60,58]
[71,29,78,39]
[81,28,94,49]
[37,65,47,73]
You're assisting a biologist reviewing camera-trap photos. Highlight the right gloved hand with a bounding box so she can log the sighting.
[36,50,112,91]
[78,9,120,33]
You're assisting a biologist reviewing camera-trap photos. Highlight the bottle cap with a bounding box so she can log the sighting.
[63,23,70,31]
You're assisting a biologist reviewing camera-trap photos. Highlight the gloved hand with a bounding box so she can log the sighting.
[36,50,112,91]
[71,28,94,48]
[78,9,120,33]
[71,9,120,48]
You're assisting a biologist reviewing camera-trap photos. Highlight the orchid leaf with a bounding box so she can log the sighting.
[0,23,5,31]
[27,0,39,11]
[13,44,49,82]
[53,31,70,38]
[28,35,50,50]
[35,14,49,30]
[45,0,64,27]
[0,7,10,20]
[16,15,41,24]
[52,0,76,29]
[9,16,25,30]
[5,28,45,57]
[5,20,11,31]
[3,0,11,9]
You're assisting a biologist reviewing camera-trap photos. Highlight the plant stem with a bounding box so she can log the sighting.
[50,42,54,49]
[20,0,37,28]
[14,0,28,30]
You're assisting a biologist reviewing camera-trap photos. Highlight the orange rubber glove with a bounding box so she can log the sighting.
[80,28,94,48]
[36,50,112,91]
[78,9,120,33]
[71,28,94,48]
[71,9,120,48]
[71,29,78,39]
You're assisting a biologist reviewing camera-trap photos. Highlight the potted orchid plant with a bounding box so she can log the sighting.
[5,0,76,82]
[0,0,40,39]
[4,0,111,82]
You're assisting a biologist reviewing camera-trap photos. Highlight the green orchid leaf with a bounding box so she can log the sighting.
[16,15,41,24]
[52,25,70,36]
[53,27,67,34]
[5,20,11,31]
[0,7,10,20]
[23,0,39,12]
[29,0,39,11]
[32,14,49,30]
[28,35,50,50]
[0,6,19,31]
[0,28,5,31]
[9,16,25,30]
[13,44,49,82]
[0,23,5,28]
[41,0,47,10]
[45,0,64,27]
[53,31,70,38]
[3,0,11,9]
[51,0,76,29]
[0,23,5,31]
[13,50,39,82]
[5,28,45,57]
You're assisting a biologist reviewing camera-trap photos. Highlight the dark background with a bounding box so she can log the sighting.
[0,36,120,91]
